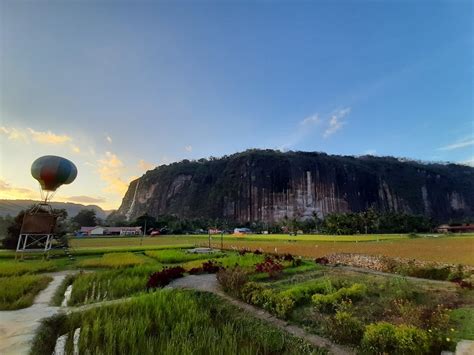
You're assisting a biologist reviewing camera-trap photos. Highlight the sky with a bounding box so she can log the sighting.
[0,0,472,210]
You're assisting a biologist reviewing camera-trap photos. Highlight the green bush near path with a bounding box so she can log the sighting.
[0,275,52,310]
[31,290,325,355]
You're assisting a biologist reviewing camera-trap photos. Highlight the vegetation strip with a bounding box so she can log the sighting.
[168,274,352,355]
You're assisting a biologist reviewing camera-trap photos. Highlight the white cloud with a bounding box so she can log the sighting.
[97,152,129,196]
[300,114,321,126]
[65,195,106,204]
[0,178,38,200]
[438,137,474,151]
[1,125,73,145]
[184,145,193,152]
[323,107,351,138]
[138,159,154,171]
[106,135,112,143]
[70,145,81,153]
[28,128,71,144]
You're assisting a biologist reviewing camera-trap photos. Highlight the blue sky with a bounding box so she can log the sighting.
[0,0,472,209]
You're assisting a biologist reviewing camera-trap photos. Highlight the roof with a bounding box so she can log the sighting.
[80,226,142,232]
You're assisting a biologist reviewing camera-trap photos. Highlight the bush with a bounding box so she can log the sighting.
[239,282,295,318]
[361,322,429,354]
[327,310,364,345]
[255,256,283,278]
[202,260,222,273]
[216,267,248,296]
[146,266,185,289]
[312,283,367,312]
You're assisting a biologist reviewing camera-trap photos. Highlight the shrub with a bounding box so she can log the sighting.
[255,256,283,278]
[327,310,364,345]
[315,257,329,265]
[239,281,298,319]
[361,322,429,355]
[146,266,185,289]
[312,283,367,312]
[216,267,248,296]
[188,267,203,275]
[201,260,222,273]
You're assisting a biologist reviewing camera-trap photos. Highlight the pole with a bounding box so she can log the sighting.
[208,229,211,249]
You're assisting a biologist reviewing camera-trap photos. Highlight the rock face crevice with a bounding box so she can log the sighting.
[117,150,474,222]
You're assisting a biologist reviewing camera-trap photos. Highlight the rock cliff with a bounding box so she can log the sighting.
[117,150,474,222]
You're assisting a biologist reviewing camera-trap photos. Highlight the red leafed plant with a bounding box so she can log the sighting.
[202,260,222,273]
[146,266,185,289]
[255,256,283,278]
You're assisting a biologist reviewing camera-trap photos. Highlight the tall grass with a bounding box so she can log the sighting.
[181,253,265,270]
[32,290,324,354]
[69,264,162,306]
[0,260,57,276]
[0,275,52,310]
[77,252,148,269]
[145,249,225,263]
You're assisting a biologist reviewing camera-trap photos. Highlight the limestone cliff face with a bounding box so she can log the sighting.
[117,150,474,222]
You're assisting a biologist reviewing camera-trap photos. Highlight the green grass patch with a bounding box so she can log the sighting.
[0,275,52,310]
[69,264,162,305]
[32,290,324,354]
[181,253,265,270]
[0,260,57,276]
[145,249,225,263]
[77,252,148,269]
[50,274,76,306]
[451,307,474,340]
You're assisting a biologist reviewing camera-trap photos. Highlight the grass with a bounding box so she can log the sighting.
[31,290,324,355]
[0,260,57,276]
[144,249,225,263]
[181,253,265,270]
[450,307,474,340]
[0,275,52,310]
[50,274,76,306]
[77,252,148,269]
[68,264,163,306]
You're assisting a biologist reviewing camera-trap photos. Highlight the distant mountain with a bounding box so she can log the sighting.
[117,149,473,223]
[0,199,111,219]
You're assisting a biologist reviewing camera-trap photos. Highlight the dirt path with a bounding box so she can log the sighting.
[0,271,74,355]
[168,274,354,355]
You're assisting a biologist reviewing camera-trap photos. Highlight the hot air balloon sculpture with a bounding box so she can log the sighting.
[16,156,78,259]
[31,155,78,203]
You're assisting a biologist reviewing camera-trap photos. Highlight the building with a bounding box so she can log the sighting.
[233,227,252,235]
[79,226,142,236]
[436,224,474,233]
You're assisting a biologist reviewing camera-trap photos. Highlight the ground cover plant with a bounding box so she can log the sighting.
[0,260,57,276]
[77,252,148,269]
[144,248,225,263]
[181,252,265,270]
[31,290,325,355]
[218,259,474,354]
[68,264,163,306]
[0,274,52,310]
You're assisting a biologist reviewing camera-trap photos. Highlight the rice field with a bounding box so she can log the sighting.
[31,290,324,355]
[69,234,474,265]
[68,264,163,306]
[0,274,52,310]
[0,260,57,276]
[77,252,149,269]
[144,249,225,263]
